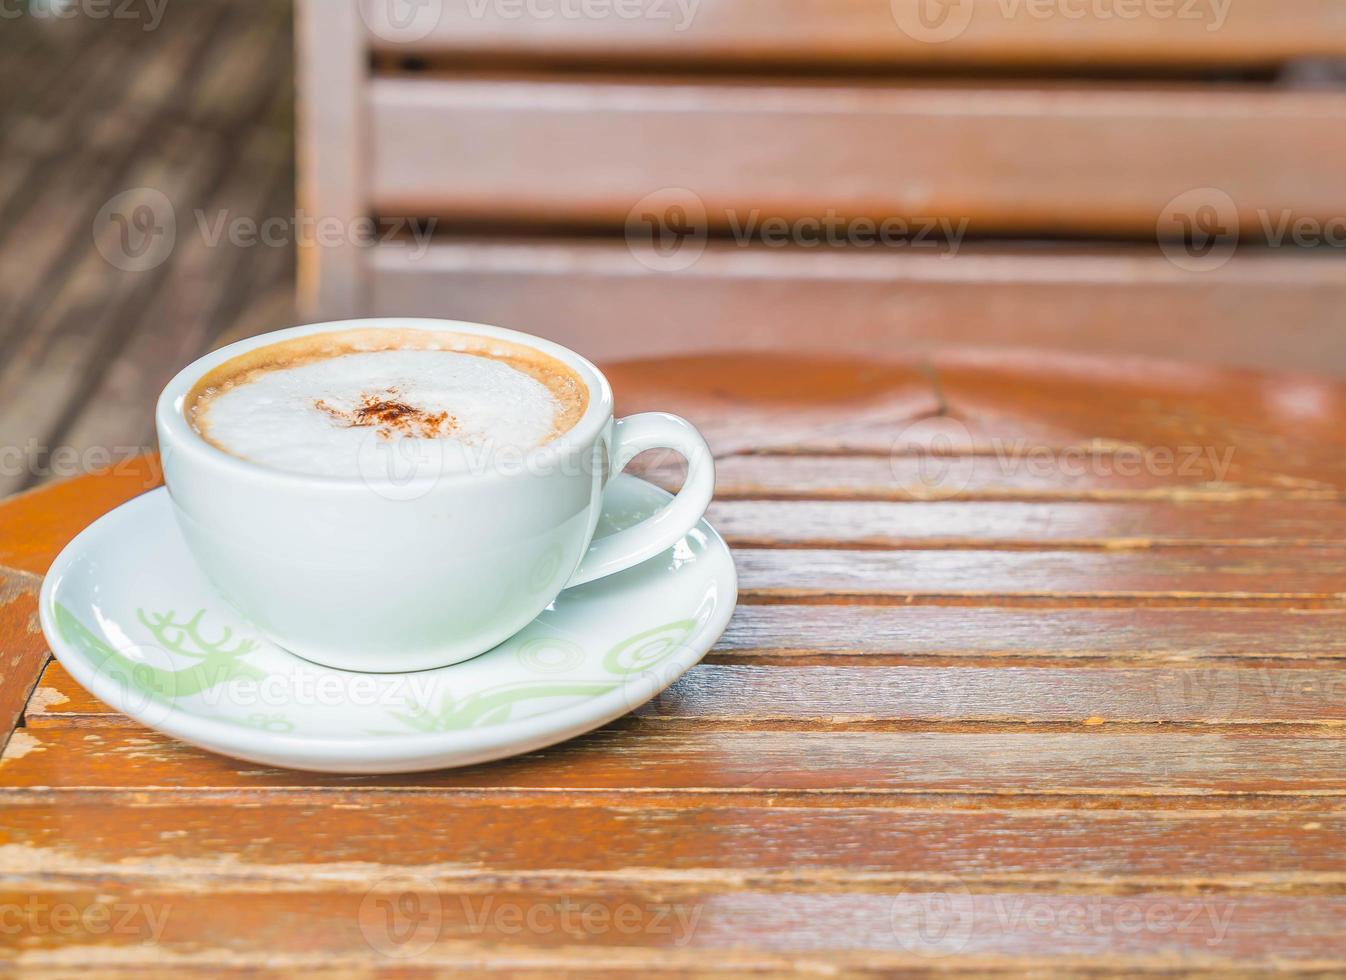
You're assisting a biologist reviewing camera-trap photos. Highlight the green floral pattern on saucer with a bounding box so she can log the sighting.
[57,603,699,735]
[57,601,697,736]
[377,619,696,733]
[54,604,263,705]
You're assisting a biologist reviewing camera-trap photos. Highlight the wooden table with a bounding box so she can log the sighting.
[2,350,1346,973]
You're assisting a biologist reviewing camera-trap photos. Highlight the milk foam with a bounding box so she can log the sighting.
[200,350,566,477]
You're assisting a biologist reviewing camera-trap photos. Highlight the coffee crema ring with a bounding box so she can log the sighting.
[186,328,590,477]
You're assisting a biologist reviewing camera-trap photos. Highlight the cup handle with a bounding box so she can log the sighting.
[566,412,715,588]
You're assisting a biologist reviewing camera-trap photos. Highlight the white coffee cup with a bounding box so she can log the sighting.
[155,318,715,672]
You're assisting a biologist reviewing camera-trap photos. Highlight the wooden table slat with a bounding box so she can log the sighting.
[8,799,1346,885]
[6,884,1342,971]
[706,498,1346,548]
[6,728,1346,796]
[711,605,1346,664]
[733,546,1346,602]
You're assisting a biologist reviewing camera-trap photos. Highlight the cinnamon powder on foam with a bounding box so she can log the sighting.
[314,389,457,441]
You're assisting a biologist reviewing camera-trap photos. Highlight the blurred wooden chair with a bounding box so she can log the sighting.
[297,0,1346,371]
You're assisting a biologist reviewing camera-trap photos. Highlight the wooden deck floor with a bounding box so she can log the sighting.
[0,0,296,496]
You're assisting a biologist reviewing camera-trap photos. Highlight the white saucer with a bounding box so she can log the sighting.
[38,475,737,773]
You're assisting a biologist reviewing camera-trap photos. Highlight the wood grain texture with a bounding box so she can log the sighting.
[295,0,366,320]
[8,797,1346,884]
[732,546,1346,602]
[0,568,45,755]
[362,0,1346,69]
[60,58,295,458]
[369,77,1346,237]
[683,456,1345,503]
[604,351,1346,462]
[367,239,1346,376]
[710,605,1346,664]
[0,7,228,499]
[0,455,160,575]
[705,498,1346,548]
[4,885,1340,972]
[5,727,1346,796]
[0,0,296,496]
[7,351,1346,969]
